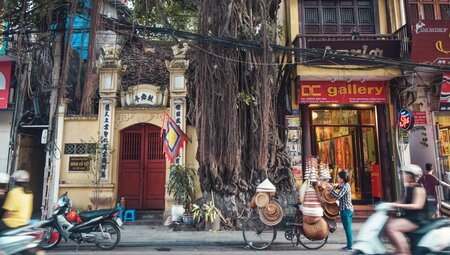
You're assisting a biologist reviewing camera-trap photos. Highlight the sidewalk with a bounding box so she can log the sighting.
[59,222,363,248]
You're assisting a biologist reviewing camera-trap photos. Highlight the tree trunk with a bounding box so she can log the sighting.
[190,0,296,228]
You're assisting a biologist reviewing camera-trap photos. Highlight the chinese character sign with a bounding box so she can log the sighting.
[100,101,112,178]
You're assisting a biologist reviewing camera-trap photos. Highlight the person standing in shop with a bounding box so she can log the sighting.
[418,163,450,217]
[328,170,353,252]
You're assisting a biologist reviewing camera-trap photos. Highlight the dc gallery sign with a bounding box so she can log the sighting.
[399,108,414,131]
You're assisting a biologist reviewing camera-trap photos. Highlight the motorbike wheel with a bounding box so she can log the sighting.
[40,227,62,250]
[94,221,121,251]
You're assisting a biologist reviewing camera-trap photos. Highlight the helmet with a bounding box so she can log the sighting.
[0,173,9,184]
[66,211,78,222]
[401,164,422,177]
[12,170,30,182]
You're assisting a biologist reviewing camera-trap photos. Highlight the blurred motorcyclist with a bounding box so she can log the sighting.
[386,164,427,255]
[0,173,10,218]
[0,170,33,232]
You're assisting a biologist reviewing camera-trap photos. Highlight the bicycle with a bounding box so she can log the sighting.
[242,204,329,250]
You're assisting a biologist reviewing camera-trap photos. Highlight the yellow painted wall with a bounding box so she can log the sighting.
[185,125,201,201]
[59,117,99,185]
[58,116,101,210]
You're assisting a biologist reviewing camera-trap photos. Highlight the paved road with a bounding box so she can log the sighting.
[47,243,353,254]
[45,223,363,254]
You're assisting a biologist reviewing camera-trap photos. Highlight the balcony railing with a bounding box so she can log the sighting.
[294,25,409,64]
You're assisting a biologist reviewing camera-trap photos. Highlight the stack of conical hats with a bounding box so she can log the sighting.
[248,179,283,226]
[319,163,331,181]
[301,187,323,224]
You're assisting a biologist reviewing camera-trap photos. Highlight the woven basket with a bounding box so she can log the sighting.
[322,189,338,204]
[324,202,339,217]
[249,195,257,209]
[259,201,283,226]
[302,215,321,224]
[302,217,329,241]
[255,192,270,208]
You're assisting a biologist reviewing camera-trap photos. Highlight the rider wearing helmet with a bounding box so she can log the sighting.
[0,170,33,231]
[386,164,427,255]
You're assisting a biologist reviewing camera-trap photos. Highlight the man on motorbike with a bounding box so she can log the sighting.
[0,170,33,232]
[385,164,428,255]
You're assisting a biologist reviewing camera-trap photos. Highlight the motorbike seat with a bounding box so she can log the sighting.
[409,219,450,236]
[78,209,116,222]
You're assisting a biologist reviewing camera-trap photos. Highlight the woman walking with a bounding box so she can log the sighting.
[328,171,353,252]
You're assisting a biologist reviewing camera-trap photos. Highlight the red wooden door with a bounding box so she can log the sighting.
[118,124,166,210]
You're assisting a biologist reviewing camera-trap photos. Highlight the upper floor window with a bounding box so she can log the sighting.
[409,0,450,20]
[301,0,376,34]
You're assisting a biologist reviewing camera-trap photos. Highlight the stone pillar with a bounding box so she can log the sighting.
[95,44,122,208]
[166,43,189,165]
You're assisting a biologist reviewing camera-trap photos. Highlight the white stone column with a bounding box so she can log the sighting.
[166,43,189,165]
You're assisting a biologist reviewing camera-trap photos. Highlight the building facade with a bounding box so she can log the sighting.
[283,0,411,202]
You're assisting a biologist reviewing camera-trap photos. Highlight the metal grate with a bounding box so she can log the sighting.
[64,143,96,154]
[121,132,142,160]
[148,131,164,160]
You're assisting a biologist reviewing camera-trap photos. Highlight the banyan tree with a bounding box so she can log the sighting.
[188,0,297,227]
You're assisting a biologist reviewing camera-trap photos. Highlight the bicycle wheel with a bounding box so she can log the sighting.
[242,215,277,250]
[297,232,328,250]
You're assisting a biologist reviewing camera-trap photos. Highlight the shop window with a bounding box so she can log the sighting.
[360,109,375,124]
[441,4,450,19]
[409,0,450,20]
[424,4,436,19]
[312,109,358,125]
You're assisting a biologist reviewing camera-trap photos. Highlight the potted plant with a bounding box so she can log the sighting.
[166,165,197,223]
[203,201,220,231]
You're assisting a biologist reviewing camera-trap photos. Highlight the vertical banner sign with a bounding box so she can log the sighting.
[100,101,112,179]
[173,100,183,165]
[440,74,450,111]
[0,62,12,109]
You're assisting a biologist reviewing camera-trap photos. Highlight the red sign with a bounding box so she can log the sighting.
[440,74,450,111]
[399,108,414,130]
[298,81,387,104]
[414,112,427,125]
[0,61,12,109]
[411,20,450,65]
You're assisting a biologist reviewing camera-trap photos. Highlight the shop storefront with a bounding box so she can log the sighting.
[297,81,388,203]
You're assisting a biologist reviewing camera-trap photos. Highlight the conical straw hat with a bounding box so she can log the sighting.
[259,201,283,226]
[256,178,276,192]
[255,192,270,208]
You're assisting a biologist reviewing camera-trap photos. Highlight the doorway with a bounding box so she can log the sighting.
[312,108,379,202]
[118,123,166,210]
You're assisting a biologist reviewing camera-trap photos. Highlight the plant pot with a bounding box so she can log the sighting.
[182,214,195,226]
[171,205,185,222]
[204,216,220,231]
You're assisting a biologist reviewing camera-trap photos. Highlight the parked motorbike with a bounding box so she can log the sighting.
[40,192,122,251]
[0,220,48,255]
[353,202,450,255]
